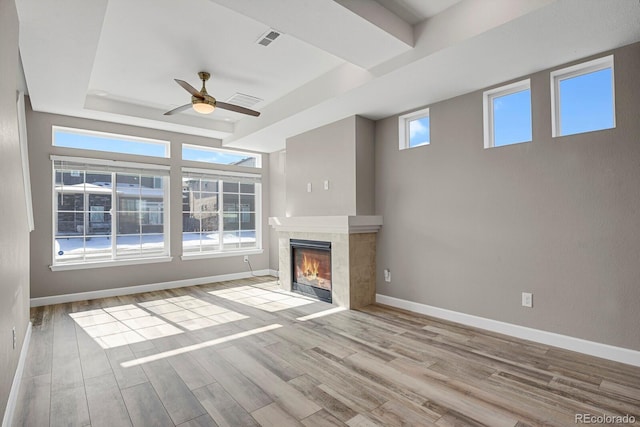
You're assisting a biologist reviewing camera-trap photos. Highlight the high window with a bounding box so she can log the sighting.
[54,126,170,158]
[182,143,261,168]
[550,55,615,137]
[399,108,430,150]
[52,156,170,269]
[182,168,261,257]
[483,79,532,148]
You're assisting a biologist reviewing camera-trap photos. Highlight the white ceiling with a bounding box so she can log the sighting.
[16,0,640,153]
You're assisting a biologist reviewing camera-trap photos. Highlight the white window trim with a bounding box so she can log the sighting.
[182,143,262,168]
[398,107,430,150]
[483,79,531,149]
[52,156,171,268]
[50,155,171,172]
[550,55,615,138]
[49,256,173,271]
[181,248,264,261]
[17,92,34,232]
[53,126,171,158]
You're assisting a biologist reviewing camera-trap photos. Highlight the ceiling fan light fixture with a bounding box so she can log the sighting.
[192,100,215,114]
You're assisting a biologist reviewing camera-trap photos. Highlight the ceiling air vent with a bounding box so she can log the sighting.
[256,29,282,47]
[225,93,263,109]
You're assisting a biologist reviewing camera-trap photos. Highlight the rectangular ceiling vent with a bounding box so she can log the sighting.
[226,93,263,109]
[256,29,282,47]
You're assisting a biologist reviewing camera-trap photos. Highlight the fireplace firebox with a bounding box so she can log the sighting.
[290,239,332,303]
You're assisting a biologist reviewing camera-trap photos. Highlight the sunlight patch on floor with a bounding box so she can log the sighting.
[69,295,248,348]
[210,284,317,312]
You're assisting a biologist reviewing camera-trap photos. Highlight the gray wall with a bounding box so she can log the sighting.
[269,150,286,271]
[0,0,31,419]
[286,116,357,216]
[375,42,640,351]
[27,108,271,299]
[285,115,375,217]
[355,116,375,215]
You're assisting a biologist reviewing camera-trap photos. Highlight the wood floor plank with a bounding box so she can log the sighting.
[84,373,132,427]
[105,345,149,390]
[251,402,305,427]
[75,324,113,380]
[23,306,53,378]
[288,374,358,422]
[301,409,348,427]
[218,345,322,420]
[177,413,220,427]
[50,385,90,427]
[189,345,273,413]
[344,351,520,427]
[192,382,259,427]
[120,382,173,427]
[12,373,50,427]
[138,355,207,425]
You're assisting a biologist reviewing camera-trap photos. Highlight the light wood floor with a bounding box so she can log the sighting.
[13,276,640,427]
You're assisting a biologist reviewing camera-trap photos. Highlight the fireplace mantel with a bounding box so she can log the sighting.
[268,215,383,234]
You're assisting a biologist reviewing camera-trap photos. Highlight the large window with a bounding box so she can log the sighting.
[53,157,170,268]
[182,168,261,256]
[399,108,430,150]
[483,79,532,148]
[550,55,615,137]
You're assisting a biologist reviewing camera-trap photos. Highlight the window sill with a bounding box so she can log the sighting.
[181,248,263,261]
[50,256,173,271]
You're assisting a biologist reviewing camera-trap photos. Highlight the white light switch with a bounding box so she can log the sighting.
[522,292,533,308]
[324,180,329,190]
[307,182,312,192]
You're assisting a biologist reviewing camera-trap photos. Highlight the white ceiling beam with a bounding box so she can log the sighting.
[208,0,413,69]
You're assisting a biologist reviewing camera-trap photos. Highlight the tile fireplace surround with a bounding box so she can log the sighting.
[269,216,383,309]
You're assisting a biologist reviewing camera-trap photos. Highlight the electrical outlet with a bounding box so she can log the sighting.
[12,327,16,350]
[323,180,329,190]
[383,269,391,283]
[307,182,312,192]
[522,292,533,308]
[243,255,249,263]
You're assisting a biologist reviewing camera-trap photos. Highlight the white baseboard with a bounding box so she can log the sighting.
[376,294,640,368]
[2,322,32,427]
[31,269,274,307]
[269,269,280,278]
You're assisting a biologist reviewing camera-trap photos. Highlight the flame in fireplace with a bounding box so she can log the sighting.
[301,253,320,281]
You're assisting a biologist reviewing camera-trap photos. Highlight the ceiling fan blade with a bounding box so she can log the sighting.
[175,79,204,99]
[216,101,261,117]
[163,103,192,115]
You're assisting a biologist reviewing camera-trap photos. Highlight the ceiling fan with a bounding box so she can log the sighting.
[163,71,260,117]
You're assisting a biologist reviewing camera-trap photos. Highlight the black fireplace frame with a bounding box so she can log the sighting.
[290,239,332,303]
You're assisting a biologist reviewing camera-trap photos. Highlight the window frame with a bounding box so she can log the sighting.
[50,155,172,271]
[550,55,615,138]
[181,167,262,260]
[483,79,532,149]
[398,107,430,150]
